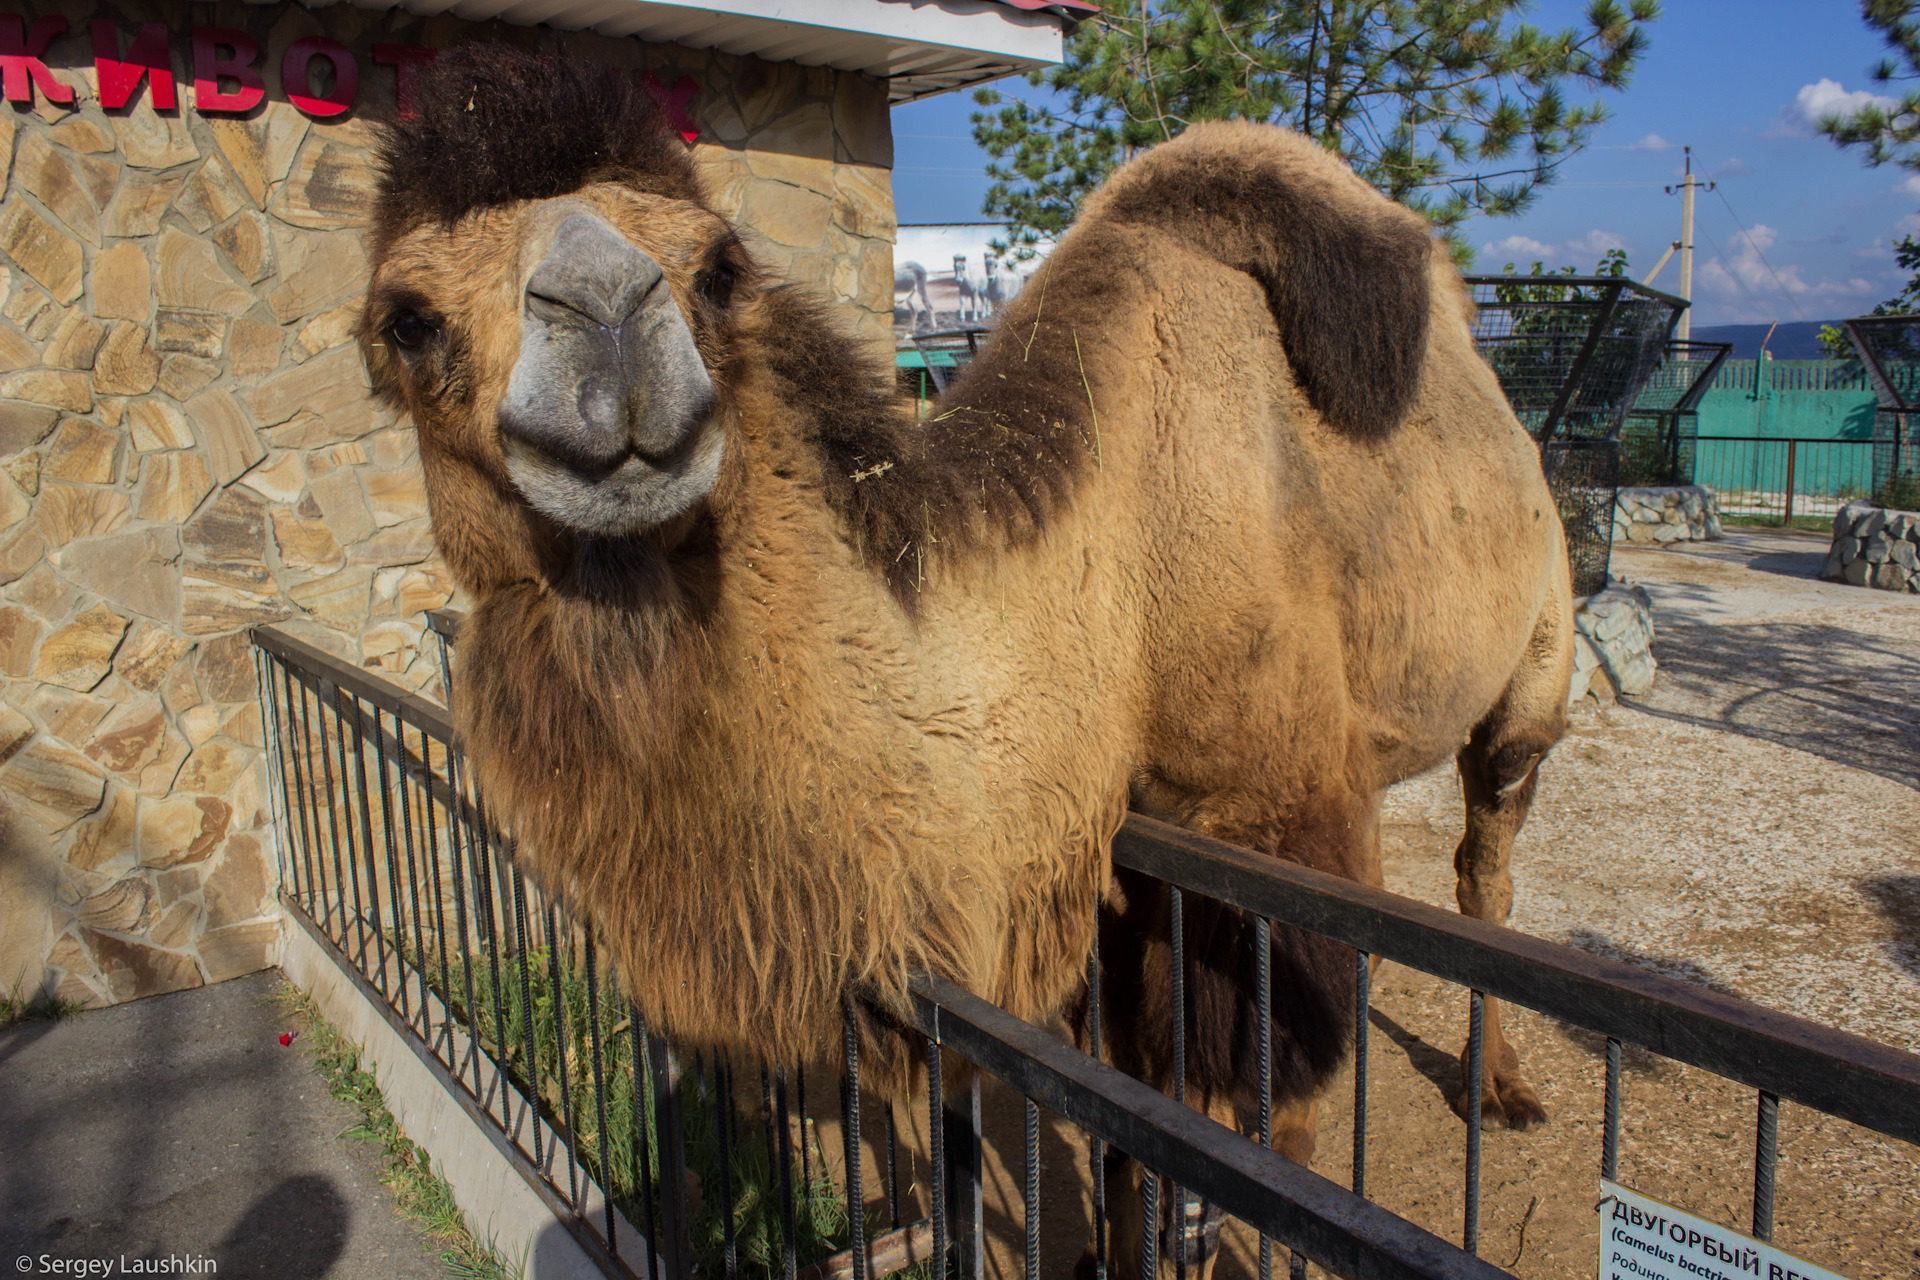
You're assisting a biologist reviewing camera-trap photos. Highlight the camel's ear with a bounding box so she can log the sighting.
[1090,125,1432,440]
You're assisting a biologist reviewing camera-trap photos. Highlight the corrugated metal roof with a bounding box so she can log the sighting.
[344,0,1084,101]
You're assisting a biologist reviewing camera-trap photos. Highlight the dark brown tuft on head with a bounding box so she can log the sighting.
[370,44,705,250]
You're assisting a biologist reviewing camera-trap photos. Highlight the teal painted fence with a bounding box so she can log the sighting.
[1692,358,1877,441]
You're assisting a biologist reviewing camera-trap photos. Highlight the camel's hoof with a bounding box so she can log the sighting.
[1496,1080,1549,1131]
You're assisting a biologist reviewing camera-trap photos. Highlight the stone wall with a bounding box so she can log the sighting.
[0,0,896,1009]
[1613,485,1722,545]
[1821,501,1920,593]
[1568,582,1655,707]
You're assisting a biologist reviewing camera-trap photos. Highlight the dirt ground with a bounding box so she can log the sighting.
[921,528,1920,1280]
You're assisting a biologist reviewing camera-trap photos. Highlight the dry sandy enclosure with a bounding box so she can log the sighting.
[931,529,1920,1280]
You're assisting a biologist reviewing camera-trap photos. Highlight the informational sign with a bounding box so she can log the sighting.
[1599,1180,1850,1280]
[893,224,1053,337]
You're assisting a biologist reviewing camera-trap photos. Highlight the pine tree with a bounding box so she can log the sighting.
[971,0,1658,263]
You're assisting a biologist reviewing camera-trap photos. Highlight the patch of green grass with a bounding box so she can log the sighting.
[1718,513,1838,533]
[272,982,525,1280]
[0,975,89,1030]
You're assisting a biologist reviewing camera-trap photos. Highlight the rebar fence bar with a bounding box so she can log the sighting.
[1692,437,1877,522]
[1463,275,1684,595]
[256,618,1920,1280]
[1620,340,1733,486]
[1842,317,1920,508]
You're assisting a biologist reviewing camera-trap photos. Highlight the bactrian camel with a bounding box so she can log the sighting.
[360,44,1573,1271]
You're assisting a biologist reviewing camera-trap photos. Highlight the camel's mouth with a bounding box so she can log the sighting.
[496,210,725,536]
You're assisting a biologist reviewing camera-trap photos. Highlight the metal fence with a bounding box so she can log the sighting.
[1619,340,1733,486]
[1842,317,1920,508]
[1692,437,1876,522]
[251,619,1920,1280]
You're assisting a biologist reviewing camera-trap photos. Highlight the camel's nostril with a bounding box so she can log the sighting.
[525,215,665,328]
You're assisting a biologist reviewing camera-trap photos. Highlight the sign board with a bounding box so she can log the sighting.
[893,223,1053,338]
[1599,1180,1850,1280]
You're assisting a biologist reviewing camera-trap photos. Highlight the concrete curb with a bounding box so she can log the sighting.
[280,908,610,1280]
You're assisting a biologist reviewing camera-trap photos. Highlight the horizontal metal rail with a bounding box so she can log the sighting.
[1112,814,1920,1148]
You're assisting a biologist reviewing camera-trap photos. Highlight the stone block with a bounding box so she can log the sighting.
[175,738,249,795]
[0,739,107,833]
[365,466,427,527]
[48,117,114,154]
[305,468,374,545]
[156,355,221,402]
[35,483,129,546]
[291,296,362,359]
[67,787,136,872]
[135,452,214,523]
[155,228,253,318]
[174,156,249,233]
[90,243,151,323]
[198,919,279,983]
[183,487,268,564]
[268,228,365,323]
[57,527,181,624]
[270,136,375,230]
[1865,533,1891,563]
[34,602,129,690]
[114,622,191,693]
[395,563,454,618]
[271,508,343,573]
[195,633,258,704]
[0,521,46,586]
[0,369,90,412]
[184,388,265,484]
[91,322,162,397]
[1873,561,1909,591]
[203,831,272,928]
[238,451,305,504]
[83,697,172,780]
[125,398,194,451]
[227,318,283,376]
[44,309,106,370]
[84,928,203,1001]
[212,212,276,284]
[155,309,227,358]
[0,605,40,677]
[25,686,113,745]
[101,170,189,239]
[76,875,155,934]
[344,519,433,566]
[137,793,231,868]
[1854,507,1887,538]
[149,900,200,951]
[209,108,310,209]
[0,202,83,305]
[181,561,285,635]
[1842,558,1872,587]
[289,565,372,631]
[1893,540,1919,572]
[0,325,35,374]
[14,132,101,247]
[240,344,370,428]
[43,418,119,483]
[0,401,60,454]
[4,451,38,497]
[111,98,199,170]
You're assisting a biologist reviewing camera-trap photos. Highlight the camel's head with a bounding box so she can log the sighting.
[361,46,754,587]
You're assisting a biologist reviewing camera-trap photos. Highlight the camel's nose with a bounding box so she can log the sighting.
[525,215,663,328]
[500,213,716,475]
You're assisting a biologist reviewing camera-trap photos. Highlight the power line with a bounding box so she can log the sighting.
[1712,185,1809,322]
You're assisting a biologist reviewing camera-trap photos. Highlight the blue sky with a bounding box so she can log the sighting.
[890,2,1919,327]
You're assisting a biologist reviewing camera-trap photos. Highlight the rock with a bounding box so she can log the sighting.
[35,483,129,545]
[291,296,362,360]
[14,132,101,247]
[212,212,276,284]
[101,170,190,239]
[0,325,36,374]
[227,318,282,376]
[0,201,84,304]
[238,451,305,504]
[0,477,24,536]
[1873,562,1909,591]
[174,157,249,233]
[181,561,286,635]
[1843,558,1872,587]
[183,487,268,564]
[155,309,226,358]
[4,451,38,497]
[267,228,365,323]
[365,466,426,526]
[0,739,107,832]
[0,703,32,767]
[67,787,136,872]
[115,622,191,693]
[42,418,119,483]
[83,697,172,779]
[271,508,343,573]
[203,832,271,928]
[175,738,249,795]
[84,928,203,1001]
[304,469,374,545]
[0,521,46,586]
[0,369,91,412]
[156,355,221,402]
[111,97,200,169]
[33,603,130,690]
[149,900,200,951]
[91,322,162,397]
[1893,540,1919,572]
[58,527,181,623]
[0,605,40,677]
[240,345,370,428]
[1839,535,1862,562]
[184,388,264,484]
[90,243,152,323]
[26,686,113,744]
[44,310,107,369]
[396,563,454,617]
[209,107,310,208]
[196,632,259,704]
[76,875,156,934]
[289,566,372,631]
[198,919,279,983]
[739,179,832,250]
[269,136,375,230]
[135,452,214,523]
[125,398,195,452]
[0,401,60,453]
[154,228,253,318]
[137,793,231,868]
[1820,549,1843,580]
[1854,507,1887,539]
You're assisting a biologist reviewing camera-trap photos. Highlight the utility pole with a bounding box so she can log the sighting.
[1664,146,1714,341]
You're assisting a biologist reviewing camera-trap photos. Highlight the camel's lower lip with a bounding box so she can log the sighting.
[503,415,725,536]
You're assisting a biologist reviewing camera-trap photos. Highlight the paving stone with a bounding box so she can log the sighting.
[66,787,136,872]
[125,398,195,451]
[0,368,91,411]
[43,310,106,370]
[101,170,189,238]
[268,227,364,323]
[114,621,191,693]
[14,131,101,247]
[111,98,199,170]
[156,354,221,401]
[155,308,226,358]
[90,243,152,323]
[35,483,130,546]
[174,156,249,233]
[42,417,119,483]
[135,451,214,523]
[209,106,309,208]
[0,738,107,833]
[91,322,162,397]
[0,200,83,304]
[184,388,264,484]
[58,527,181,623]
[212,211,275,283]
[154,228,253,318]
[33,602,129,690]
[137,793,231,868]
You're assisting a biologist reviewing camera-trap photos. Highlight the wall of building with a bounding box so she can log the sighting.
[0,0,896,1010]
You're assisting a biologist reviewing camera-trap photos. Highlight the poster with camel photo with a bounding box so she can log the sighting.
[894,223,1054,338]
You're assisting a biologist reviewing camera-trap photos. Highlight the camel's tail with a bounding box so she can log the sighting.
[1078,120,1435,441]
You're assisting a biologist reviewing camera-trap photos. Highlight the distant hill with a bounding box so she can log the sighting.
[1686,321,1839,360]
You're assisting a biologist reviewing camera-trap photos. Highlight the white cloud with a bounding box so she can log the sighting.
[1481,234,1554,259]
[1898,212,1920,238]
[1566,229,1628,257]
[1633,133,1673,151]
[1898,174,1920,198]
[1713,158,1750,179]
[1478,230,1627,268]
[1694,221,1883,321]
[1782,78,1897,134]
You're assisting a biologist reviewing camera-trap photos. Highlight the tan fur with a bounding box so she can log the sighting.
[363,121,1571,1119]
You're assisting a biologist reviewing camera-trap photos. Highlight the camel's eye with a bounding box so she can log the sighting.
[391,311,433,350]
[703,264,736,307]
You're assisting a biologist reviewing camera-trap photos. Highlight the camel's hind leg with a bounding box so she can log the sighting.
[1451,600,1570,1131]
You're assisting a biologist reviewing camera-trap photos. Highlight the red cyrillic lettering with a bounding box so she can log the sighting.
[283,36,357,117]
[640,72,698,144]
[0,15,75,105]
[91,20,175,110]
[372,43,435,118]
[190,26,263,113]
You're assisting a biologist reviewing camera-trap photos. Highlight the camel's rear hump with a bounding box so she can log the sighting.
[1076,121,1434,441]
